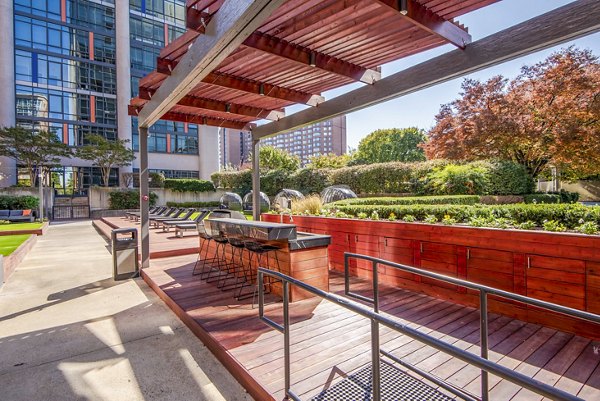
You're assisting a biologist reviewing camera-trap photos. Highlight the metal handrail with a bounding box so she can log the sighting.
[258,267,587,401]
[343,252,600,401]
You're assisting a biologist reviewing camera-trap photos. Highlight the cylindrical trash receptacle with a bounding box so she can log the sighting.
[111,228,139,280]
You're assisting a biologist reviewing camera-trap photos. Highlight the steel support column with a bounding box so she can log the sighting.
[139,126,150,268]
[251,138,260,221]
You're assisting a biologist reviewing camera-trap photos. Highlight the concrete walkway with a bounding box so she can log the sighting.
[0,221,253,401]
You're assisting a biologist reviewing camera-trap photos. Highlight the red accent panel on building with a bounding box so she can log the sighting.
[164,23,169,46]
[166,133,171,153]
[60,0,66,22]
[90,95,96,123]
[89,32,94,60]
[63,123,68,144]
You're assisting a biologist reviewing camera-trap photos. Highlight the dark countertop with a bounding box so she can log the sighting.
[205,218,331,249]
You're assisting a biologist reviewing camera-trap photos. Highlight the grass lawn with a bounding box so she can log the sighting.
[0,222,43,232]
[0,234,31,256]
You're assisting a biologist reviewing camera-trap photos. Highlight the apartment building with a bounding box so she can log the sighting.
[0,0,219,191]
[220,115,347,168]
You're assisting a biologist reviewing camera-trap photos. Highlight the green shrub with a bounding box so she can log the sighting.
[165,201,220,208]
[109,190,158,209]
[427,164,490,195]
[524,193,561,204]
[164,179,216,193]
[524,190,579,204]
[543,220,566,232]
[0,195,39,210]
[329,195,480,207]
[486,161,534,195]
[261,169,291,196]
[288,168,332,194]
[576,221,599,235]
[211,170,253,196]
[149,172,165,188]
[329,203,600,231]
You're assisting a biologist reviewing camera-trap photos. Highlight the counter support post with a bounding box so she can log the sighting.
[252,138,261,221]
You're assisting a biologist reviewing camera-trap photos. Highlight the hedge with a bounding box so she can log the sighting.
[210,160,535,197]
[164,178,216,193]
[109,191,158,209]
[0,195,39,210]
[329,195,481,207]
[329,203,600,229]
[166,201,220,208]
[524,190,580,204]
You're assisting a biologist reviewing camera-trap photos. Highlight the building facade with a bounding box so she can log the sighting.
[0,0,219,191]
[220,116,347,169]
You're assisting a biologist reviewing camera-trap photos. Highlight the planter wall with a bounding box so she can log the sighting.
[263,214,600,339]
[88,187,228,210]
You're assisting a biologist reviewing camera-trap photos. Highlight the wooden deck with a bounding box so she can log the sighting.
[142,253,600,401]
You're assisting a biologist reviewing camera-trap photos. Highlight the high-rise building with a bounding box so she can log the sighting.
[220,116,347,169]
[0,0,219,190]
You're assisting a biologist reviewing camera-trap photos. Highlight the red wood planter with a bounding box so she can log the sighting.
[263,214,600,339]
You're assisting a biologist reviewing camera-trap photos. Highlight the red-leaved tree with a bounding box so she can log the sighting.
[425,47,600,178]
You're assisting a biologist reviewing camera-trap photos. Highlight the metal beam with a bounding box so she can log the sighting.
[138,89,284,120]
[137,0,287,128]
[251,139,261,221]
[139,126,150,269]
[253,0,600,139]
[242,32,381,84]
[375,0,471,48]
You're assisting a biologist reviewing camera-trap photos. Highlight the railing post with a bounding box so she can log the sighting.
[480,291,489,401]
[283,281,291,399]
[371,318,381,401]
[373,261,379,313]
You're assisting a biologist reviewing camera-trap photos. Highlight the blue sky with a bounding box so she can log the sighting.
[286,0,600,149]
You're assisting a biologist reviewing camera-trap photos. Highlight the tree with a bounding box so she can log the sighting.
[306,153,351,169]
[354,128,427,165]
[425,47,600,178]
[0,127,71,187]
[76,134,135,186]
[258,145,300,172]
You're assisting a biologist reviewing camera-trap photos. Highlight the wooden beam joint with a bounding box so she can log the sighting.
[377,0,471,49]
[243,32,381,84]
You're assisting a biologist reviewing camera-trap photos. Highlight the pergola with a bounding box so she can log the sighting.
[130,0,600,268]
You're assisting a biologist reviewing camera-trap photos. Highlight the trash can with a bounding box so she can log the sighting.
[111,228,139,280]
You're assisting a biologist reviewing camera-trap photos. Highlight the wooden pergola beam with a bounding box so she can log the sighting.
[146,69,325,107]
[138,89,284,120]
[252,0,600,139]
[375,0,471,48]
[242,32,381,84]
[137,0,287,128]
[129,106,253,130]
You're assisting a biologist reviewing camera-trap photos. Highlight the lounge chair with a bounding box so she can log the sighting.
[125,206,162,219]
[153,209,195,228]
[134,207,176,222]
[173,210,213,237]
[165,209,209,233]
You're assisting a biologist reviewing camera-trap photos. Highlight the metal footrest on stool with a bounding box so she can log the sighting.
[309,361,455,401]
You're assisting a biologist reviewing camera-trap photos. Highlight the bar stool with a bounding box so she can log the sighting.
[207,233,236,284]
[236,240,282,306]
[192,222,218,277]
[218,233,247,290]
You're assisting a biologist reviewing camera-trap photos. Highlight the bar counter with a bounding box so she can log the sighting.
[203,218,331,301]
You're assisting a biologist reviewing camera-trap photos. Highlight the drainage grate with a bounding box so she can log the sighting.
[309,361,456,401]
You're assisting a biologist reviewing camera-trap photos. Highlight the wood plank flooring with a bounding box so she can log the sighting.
[143,253,600,401]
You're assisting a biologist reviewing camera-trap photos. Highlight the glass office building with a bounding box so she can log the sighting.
[1,0,218,190]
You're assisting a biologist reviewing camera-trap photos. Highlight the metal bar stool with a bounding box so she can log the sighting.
[192,222,218,277]
[218,233,247,290]
[206,234,236,284]
[236,240,282,306]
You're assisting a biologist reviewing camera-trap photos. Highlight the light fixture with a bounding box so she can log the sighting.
[259,83,265,96]
[309,52,316,67]
[399,0,408,15]
[225,103,231,113]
